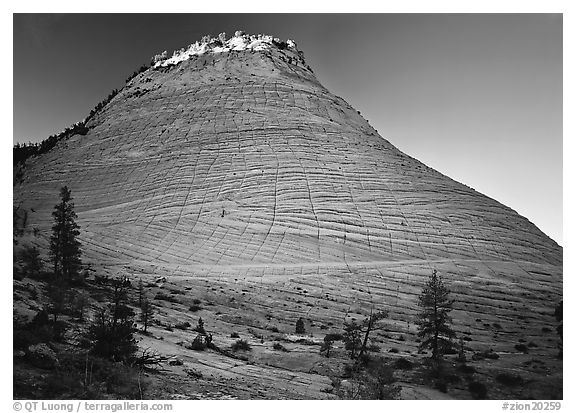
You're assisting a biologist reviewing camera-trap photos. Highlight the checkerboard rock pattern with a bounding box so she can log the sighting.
[14,37,562,360]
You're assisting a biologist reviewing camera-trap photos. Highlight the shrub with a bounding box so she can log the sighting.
[324,332,344,342]
[394,357,414,370]
[174,321,191,330]
[189,304,202,312]
[87,315,136,361]
[457,364,476,374]
[468,381,488,399]
[19,245,43,277]
[337,361,401,400]
[31,309,51,327]
[435,380,447,393]
[515,344,529,353]
[230,332,240,338]
[444,347,458,355]
[194,318,206,334]
[496,373,524,387]
[155,292,179,303]
[26,352,147,399]
[231,339,251,351]
[472,349,499,360]
[188,334,206,351]
[295,317,306,334]
[185,368,203,379]
[86,291,137,363]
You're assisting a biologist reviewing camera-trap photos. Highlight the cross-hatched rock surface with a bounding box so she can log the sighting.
[14,37,562,398]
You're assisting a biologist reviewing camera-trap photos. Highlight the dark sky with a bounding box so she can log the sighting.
[12,13,562,244]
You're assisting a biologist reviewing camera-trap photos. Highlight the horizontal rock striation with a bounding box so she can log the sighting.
[14,36,562,376]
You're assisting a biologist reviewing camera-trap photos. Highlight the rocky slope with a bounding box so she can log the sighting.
[13,32,562,399]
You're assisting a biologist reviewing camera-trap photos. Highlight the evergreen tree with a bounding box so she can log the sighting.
[357,310,388,360]
[87,277,137,361]
[140,297,154,333]
[416,269,456,360]
[295,317,306,334]
[343,310,387,361]
[194,317,206,335]
[20,245,43,277]
[343,320,362,359]
[138,278,144,308]
[555,300,563,358]
[50,186,82,280]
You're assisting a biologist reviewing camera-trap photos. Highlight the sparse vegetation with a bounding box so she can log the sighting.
[321,333,343,358]
[496,373,524,387]
[18,245,43,278]
[335,359,400,400]
[194,317,206,334]
[174,321,191,330]
[86,277,137,362]
[154,292,180,303]
[13,122,89,167]
[188,334,207,351]
[468,380,488,399]
[555,300,563,358]
[295,317,306,334]
[139,297,155,333]
[472,349,499,360]
[393,357,414,370]
[515,344,529,353]
[343,311,387,361]
[189,304,202,312]
[231,339,251,351]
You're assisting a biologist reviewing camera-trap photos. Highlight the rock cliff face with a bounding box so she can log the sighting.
[14,33,562,369]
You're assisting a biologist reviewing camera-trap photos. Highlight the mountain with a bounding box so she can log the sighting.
[13,32,562,399]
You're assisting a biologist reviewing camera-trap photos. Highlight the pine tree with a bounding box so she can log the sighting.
[87,277,137,361]
[140,297,154,333]
[195,317,206,335]
[342,310,387,361]
[138,278,144,308]
[343,320,362,359]
[416,269,456,360]
[50,186,82,280]
[20,245,43,277]
[555,300,562,359]
[295,317,306,334]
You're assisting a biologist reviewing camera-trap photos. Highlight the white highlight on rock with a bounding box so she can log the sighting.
[154,32,297,68]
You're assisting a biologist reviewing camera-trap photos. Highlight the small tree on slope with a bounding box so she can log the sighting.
[140,296,155,333]
[50,186,82,280]
[416,269,456,361]
[295,317,306,334]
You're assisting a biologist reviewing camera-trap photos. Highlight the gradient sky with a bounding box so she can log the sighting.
[12,13,563,245]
